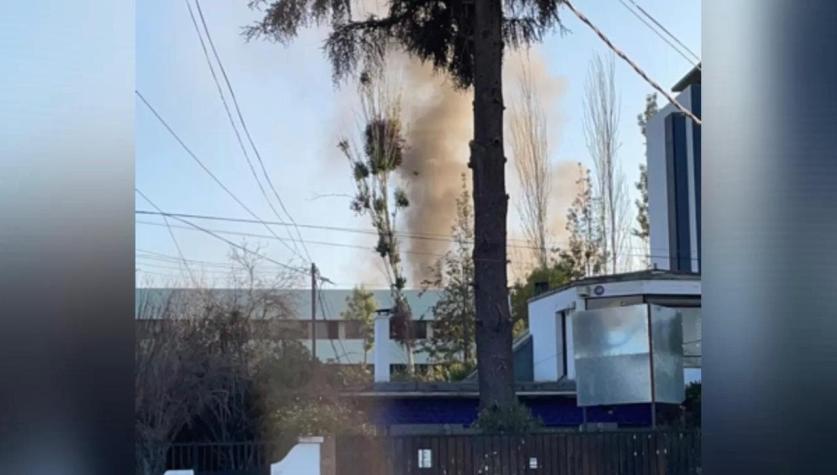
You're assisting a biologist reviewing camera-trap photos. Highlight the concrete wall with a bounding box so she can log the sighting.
[271,437,329,475]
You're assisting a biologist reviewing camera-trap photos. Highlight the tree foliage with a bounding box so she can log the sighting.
[339,69,415,372]
[422,174,476,368]
[246,0,569,411]
[633,93,658,245]
[135,249,367,475]
[558,164,607,279]
[583,53,628,274]
[245,0,563,88]
[473,401,542,434]
[510,259,574,331]
[340,286,377,366]
[510,58,552,269]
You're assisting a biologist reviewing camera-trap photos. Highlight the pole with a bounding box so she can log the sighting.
[647,307,656,429]
[311,262,317,362]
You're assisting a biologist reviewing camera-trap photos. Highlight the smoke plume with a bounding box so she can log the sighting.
[398,58,473,284]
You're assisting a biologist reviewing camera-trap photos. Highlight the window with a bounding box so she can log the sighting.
[327,321,340,339]
[344,320,368,339]
[273,320,310,339]
[389,319,428,340]
[585,295,644,310]
[413,321,428,339]
[313,321,341,339]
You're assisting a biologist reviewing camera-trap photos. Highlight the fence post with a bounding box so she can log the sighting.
[321,436,336,475]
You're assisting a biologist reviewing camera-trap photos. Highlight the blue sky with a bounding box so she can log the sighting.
[136,0,700,288]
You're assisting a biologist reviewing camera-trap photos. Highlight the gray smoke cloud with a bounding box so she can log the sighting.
[398,58,473,284]
[332,36,575,286]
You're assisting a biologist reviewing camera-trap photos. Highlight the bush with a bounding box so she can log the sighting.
[473,402,542,434]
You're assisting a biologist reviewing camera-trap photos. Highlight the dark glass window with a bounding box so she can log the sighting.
[413,321,428,340]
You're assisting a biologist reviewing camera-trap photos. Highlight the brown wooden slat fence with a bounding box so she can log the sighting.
[336,431,700,475]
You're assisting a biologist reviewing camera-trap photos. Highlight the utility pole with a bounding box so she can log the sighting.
[311,262,317,363]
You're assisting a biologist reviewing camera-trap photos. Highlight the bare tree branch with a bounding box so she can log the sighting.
[583,53,628,274]
[509,55,551,269]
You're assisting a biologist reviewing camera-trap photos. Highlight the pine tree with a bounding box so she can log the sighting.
[560,164,607,279]
[422,175,476,367]
[247,0,567,411]
[634,93,658,251]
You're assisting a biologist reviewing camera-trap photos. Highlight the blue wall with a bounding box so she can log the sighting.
[360,396,654,428]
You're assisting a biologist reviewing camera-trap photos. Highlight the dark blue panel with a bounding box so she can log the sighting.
[513,337,534,382]
[665,113,692,271]
[360,396,654,428]
[692,85,702,270]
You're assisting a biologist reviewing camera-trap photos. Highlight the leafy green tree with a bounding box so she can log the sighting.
[422,174,476,368]
[341,286,377,367]
[559,164,607,279]
[510,260,574,332]
[634,94,658,252]
[246,0,567,411]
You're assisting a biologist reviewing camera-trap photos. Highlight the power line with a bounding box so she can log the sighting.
[136,219,448,258]
[136,254,291,274]
[562,0,701,126]
[136,202,310,276]
[183,0,306,260]
[136,210,689,259]
[616,0,700,69]
[193,0,313,262]
[626,0,701,63]
[135,188,199,286]
[136,209,561,248]
[135,90,305,261]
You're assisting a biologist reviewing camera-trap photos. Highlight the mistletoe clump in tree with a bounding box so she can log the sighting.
[247,0,566,412]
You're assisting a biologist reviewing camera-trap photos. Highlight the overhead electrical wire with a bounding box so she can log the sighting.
[183,0,306,260]
[136,209,691,259]
[192,0,313,262]
[626,0,701,64]
[562,0,702,125]
[135,201,310,276]
[135,90,307,262]
[135,188,199,286]
[616,0,700,70]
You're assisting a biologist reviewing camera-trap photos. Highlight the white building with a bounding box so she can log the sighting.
[135,288,442,376]
[527,270,702,387]
[646,64,701,273]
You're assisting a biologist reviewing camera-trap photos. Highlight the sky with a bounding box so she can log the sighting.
[136,0,701,289]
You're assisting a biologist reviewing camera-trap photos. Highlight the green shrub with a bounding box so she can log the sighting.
[473,402,542,434]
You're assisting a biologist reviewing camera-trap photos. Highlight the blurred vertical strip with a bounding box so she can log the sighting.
[0,1,134,474]
[704,1,837,473]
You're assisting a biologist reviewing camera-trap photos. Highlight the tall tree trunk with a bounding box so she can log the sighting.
[471,0,516,410]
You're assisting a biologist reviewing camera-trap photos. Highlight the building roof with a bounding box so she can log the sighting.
[342,380,576,398]
[672,63,701,92]
[527,269,701,304]
[135,288,442,320]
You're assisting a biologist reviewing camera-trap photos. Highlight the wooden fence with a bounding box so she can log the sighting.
[336,430,701,475]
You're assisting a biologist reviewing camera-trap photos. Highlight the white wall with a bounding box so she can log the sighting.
[647,101,671,271]
[271,437,322,475]
[530,290,580,382]
[529,279,701,382]
[647,85,700,273]
[301,334,435,366]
